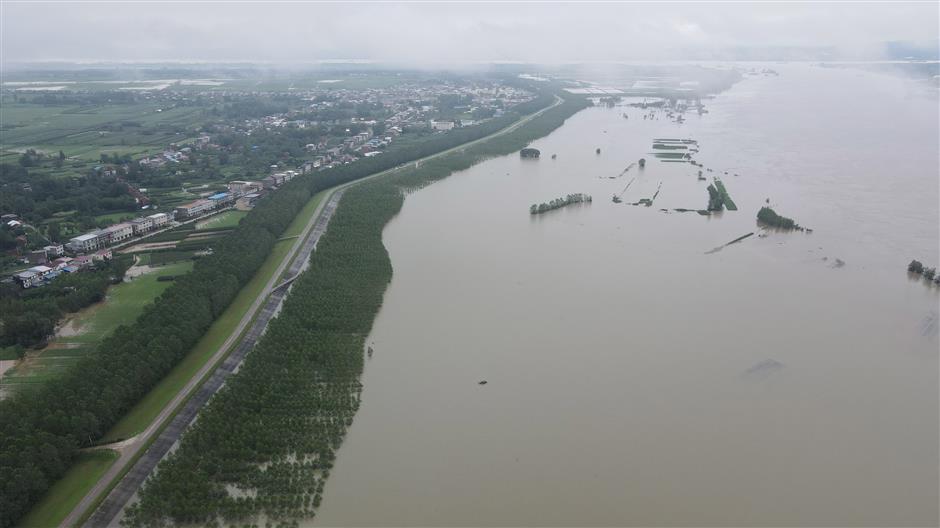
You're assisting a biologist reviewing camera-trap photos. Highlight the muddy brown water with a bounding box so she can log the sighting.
[313,64,938,526]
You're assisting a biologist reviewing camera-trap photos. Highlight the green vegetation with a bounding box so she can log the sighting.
[0,257,131,351]
[100,192,324,444]
[530,193,592,214]
[757,206,799,229]
[520,147,541,158]
[0,93,568,528]
[908,259,939,284]
[125,95,589,527]
[195,210,247,230]
[15,450,118,528]
[1,261,192,392]
[713,179,737,211]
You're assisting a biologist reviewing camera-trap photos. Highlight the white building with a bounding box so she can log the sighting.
[131,217,154,235]
[68,233,100,253]
[103,223,133,244]
[431,120,455,131]
[147,212,171,228]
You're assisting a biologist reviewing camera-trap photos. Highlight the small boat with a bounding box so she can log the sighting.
[596,148,601,154]
[551,154,557,160]
[612,195,622,203]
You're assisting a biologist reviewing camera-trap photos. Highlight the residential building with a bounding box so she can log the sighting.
[43,244,65,257]
[174,199,214,219]
[431,120,455,131]
[102,223,133,244]
[68,233,100,253]
[131,217,154,235]
[147,212,171,228]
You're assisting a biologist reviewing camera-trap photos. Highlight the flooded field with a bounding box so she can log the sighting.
[315,64,938,526]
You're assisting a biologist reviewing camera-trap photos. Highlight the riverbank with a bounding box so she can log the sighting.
[123,95,590,526]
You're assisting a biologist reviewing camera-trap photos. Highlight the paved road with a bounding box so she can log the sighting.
[69,95,563,527]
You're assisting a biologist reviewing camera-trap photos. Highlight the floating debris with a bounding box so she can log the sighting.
[705,232,754,254]
[478,380,488,385]
[743,359,785,380]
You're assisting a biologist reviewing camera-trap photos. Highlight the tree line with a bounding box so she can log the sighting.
[0,91,564,528]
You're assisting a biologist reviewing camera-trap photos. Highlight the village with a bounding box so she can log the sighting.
[2,77,537,289]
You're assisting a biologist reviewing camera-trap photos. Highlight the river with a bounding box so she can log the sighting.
[314,64,939,526]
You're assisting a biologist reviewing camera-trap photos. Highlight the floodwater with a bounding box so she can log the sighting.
[315,64,939,526]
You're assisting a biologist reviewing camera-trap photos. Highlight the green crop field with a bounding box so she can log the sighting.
[0,102,204,161]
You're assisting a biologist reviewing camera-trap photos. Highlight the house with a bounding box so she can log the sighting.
[227,180,263,195]
[93,249,113,261]
[131,217,154,235]
[44,244,65,257]
[174,199,214,219]
[68,233,100,253]
[147,212,171,228]
[103,223,133,244]
[13,270,38,288]
[27,250,48,265]
[51,256,73,270]
[236,192,262,210]
[207,192,234,206]
[431,120,455,131]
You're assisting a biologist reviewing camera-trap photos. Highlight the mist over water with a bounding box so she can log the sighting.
[314,64,938,526]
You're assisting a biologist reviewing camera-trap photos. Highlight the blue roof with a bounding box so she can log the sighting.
[208,192,229,200]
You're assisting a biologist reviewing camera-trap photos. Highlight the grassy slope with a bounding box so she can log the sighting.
[16,450,119,528]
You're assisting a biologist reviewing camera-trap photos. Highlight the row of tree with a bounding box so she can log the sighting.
[124,94,590,526]
[0,91,562,528]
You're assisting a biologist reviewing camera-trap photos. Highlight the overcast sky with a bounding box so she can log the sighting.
[2,2,938,66]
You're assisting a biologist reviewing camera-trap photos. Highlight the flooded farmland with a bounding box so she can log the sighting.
[315,64,939,526]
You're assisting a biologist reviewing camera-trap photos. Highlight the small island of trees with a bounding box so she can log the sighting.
[530,193,592,214]
[520,148,541,158]
[908,259,939,285]
[757,206,802,229]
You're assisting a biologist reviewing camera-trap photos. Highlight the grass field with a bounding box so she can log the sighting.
[100,190,326,442]
[1,261,194,391]
[195,210,247,230]
[16,449,119,528]
[0,102,204,162]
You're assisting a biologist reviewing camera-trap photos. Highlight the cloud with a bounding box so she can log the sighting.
[1,2,937,66]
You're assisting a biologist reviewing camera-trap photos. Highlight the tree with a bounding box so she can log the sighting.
[908,260,924,274]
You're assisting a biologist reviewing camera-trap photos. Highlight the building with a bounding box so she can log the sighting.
[131,216,154,235]
[102,223,133,244]
[44,244,65,257]
[237,192,262,209]
[147,212,171,228]
[27,250,48,265]
[174,199,214,219]
[227,180,263,195]
[14,270,38,288]
[68,233,100,253]
[93,249,113,261]
[207,192,234,206]
[431,120,455,131]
